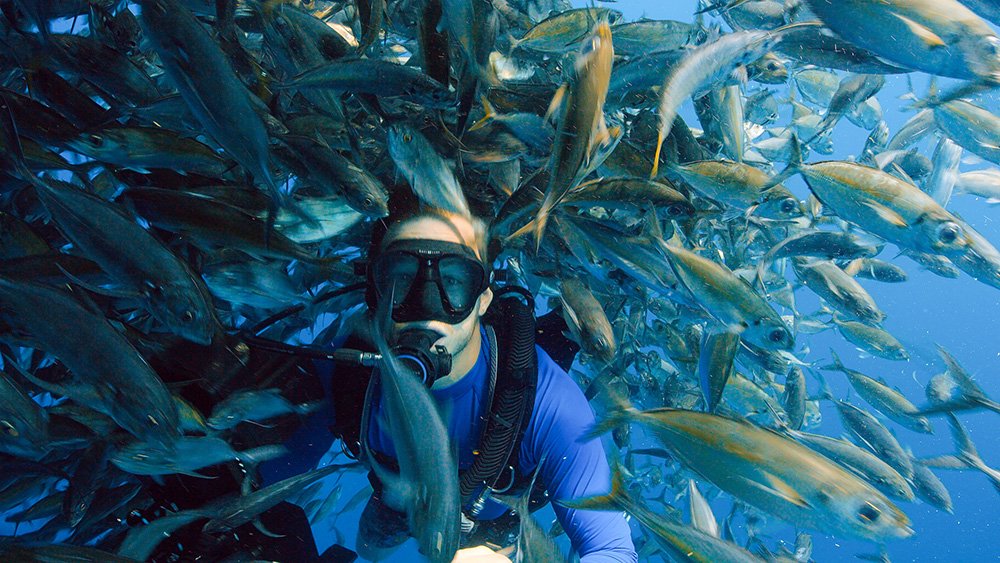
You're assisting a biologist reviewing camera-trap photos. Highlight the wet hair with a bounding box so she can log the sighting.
[367,190,490,265]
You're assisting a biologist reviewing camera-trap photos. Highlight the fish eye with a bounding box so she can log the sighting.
[936,222,961,245]
[767,61,780,71]
[986,36,1000,56]
[857,501,882,523]
[668,204,685,216]
[180,310,195,323]
[363,196,374,207]
[402,133,412,143]
[768,328,787,343]
[780,198,798,213]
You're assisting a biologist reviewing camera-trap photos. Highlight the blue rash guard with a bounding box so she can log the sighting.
[263,327,636,562]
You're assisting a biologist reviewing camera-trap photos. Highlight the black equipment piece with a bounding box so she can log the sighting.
[368,238,490,324]
[391,327,453,385]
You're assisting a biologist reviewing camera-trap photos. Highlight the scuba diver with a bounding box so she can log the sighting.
[263,193,637,562]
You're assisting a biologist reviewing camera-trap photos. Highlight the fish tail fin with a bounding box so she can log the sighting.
[504,216,537,244]
[582,385,637,442]
[507,31,522,55]
[808,368,834,402]
[820,348,845,373]
[530,198,554,252]
[582,409,631,443]
[764,133,804,190]
[945,413,981,466]
[558,452,628,511]
[468,96,497,131]
[936,346,990,404]
[906,77,939,110]
[253,517,286,538]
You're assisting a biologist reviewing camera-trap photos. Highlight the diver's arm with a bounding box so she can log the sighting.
[526,347,637,563]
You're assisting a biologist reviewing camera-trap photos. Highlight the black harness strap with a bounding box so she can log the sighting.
[459,287,537,505]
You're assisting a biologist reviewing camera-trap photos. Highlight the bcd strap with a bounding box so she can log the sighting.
[459,287,538,502]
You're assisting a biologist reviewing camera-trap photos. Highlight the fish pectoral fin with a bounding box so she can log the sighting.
[57,264,141,302]
[892,13,947,48]
[759,471,813,508]
[861,200,908,228]
[253,517,286,538]
[560,295,583,334]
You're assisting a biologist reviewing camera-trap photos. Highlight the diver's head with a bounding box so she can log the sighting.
[367,198,493,381]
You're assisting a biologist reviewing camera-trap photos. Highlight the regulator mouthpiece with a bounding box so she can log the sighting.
[392,328,452,387]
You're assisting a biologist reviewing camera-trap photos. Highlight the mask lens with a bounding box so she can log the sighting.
[373,252,420,305]
[438,255,484,311]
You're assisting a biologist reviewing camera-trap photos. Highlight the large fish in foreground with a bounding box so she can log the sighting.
[527,17,613,248]
[587,394,913,542]
[803,0,1000,83]
[138,0,280,206]
[365,317,461,562]
[0,277,180,448]
[773,142,974,260]
[651,25,809,176]
[660,243,794,352]
[35,182,218,345]
[566,459,766,563]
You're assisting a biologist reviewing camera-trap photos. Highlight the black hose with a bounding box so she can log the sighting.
[238,282,366,360]
[459,291,537,500]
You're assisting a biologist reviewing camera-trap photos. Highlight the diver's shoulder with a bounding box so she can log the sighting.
[533,345,589,409]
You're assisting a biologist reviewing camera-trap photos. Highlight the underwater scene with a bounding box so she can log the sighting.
[0,0,998,562]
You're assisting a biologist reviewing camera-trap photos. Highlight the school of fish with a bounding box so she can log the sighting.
[0,0,999,561]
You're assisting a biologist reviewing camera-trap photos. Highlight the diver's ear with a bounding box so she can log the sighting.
[478,287,494,317]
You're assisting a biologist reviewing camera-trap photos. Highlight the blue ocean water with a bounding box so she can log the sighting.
[550,2,1000,561]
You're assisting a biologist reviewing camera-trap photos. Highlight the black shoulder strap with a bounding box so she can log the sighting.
[460,287,538,503]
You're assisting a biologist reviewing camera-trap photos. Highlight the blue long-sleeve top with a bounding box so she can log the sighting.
[366,327,636,563]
